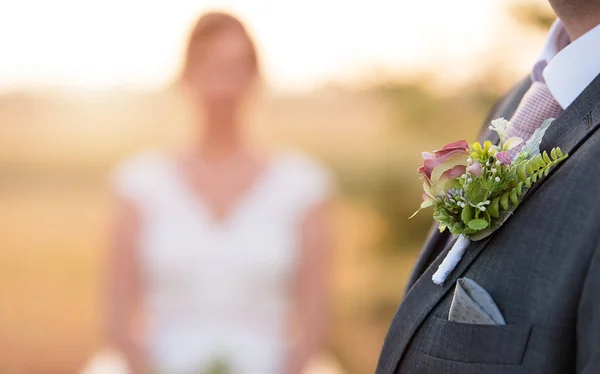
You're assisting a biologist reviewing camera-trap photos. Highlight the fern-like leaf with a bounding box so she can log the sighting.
[510,188,519,205]
[500,192,510,210]
[542,151,551,164]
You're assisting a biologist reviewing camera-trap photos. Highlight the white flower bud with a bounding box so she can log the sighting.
[495,177,501,182]
[480,207,487,211]
[467,158,473,164]
[491,168,497,173]
[467,178,473,183]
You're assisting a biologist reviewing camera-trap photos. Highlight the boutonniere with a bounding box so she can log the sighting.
[411,118,568,284]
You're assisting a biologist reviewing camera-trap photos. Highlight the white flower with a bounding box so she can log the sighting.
[489,118,509,138]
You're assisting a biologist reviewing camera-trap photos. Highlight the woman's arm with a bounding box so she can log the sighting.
[107,195,148,374]
[285,199,333,374]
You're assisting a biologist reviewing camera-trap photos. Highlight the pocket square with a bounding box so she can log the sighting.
[448,278,506,325]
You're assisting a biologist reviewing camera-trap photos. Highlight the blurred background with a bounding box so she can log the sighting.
[0,0,554,373]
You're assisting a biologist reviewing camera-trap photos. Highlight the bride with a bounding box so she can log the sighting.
[106,11,333,374]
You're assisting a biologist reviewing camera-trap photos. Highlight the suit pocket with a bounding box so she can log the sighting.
[419,316,531,365]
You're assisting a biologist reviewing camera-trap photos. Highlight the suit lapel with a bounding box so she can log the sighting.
[377,235,495,374]
[517,72,600,207]
[379,74,600,374]
[404,223,448,292]
[379,77,550,374]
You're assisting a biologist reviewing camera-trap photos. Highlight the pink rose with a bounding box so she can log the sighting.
[417,140,469,209]
[496,151,513,165]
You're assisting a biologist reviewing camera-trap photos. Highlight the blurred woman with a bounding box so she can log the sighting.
[107,11,333,374]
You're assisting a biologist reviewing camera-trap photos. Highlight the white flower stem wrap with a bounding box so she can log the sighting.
[432,235,471,285]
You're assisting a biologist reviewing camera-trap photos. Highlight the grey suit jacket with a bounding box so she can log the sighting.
[376,73,600,374]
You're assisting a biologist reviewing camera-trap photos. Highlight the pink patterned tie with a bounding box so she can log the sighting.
[506,81,563,150]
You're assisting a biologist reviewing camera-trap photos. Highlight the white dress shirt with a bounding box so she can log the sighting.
[535,20,600,109]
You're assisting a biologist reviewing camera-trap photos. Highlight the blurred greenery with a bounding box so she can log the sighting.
[0,77,503,374]
[510,1,556,30]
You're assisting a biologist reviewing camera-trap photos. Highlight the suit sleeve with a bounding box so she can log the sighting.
[577,241,600,373]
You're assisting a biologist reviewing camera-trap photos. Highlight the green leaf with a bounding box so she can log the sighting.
[500,192,510,210]
[544,168,550,176]
[532,173,538,183]
[536,155,547,168]
[551,148,558,159]
[461,204,473,225]
[510,188,519,205]
[452,222,463,232]
[537,169,545,179]
[517,163,527,181]
[468,219,489,230]
[526,162,534,174]
[463,227,477,235]
[525,177,532,187]
[556,148,563,158]
[543,151,551,164]
[488,197,500,218]
[517,181,523,195]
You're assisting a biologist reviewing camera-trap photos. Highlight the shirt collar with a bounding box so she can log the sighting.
[536,19,600,109]
[531,20,570,83]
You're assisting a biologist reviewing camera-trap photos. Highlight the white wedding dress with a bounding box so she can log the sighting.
[111,150,332,374]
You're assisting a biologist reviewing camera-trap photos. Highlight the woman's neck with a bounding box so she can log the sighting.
[197,123,245,163]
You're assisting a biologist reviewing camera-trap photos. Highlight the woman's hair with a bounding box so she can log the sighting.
[181,11,259,80]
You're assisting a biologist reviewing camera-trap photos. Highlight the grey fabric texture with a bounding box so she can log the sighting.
[449,278,506,325]
[376,73,600,374]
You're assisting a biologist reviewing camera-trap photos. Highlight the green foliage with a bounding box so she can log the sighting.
[468,219,489,230]
[514,148,568,184]
[461,203,473,224]
[510,2,556,31]
[488,197,500,218]
[465,176,492,204]
[429,147,568,238]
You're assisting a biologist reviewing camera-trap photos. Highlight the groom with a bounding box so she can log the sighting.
[376,1,600,374]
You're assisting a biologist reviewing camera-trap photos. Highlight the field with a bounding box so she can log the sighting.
[0,83,494,374]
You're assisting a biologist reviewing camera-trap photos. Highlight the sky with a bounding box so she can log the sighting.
[0,0,533,93]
